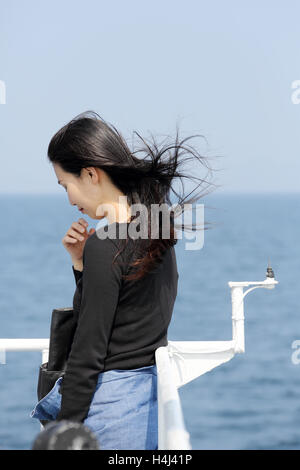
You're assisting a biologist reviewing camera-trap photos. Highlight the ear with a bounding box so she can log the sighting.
[85,167,99,182]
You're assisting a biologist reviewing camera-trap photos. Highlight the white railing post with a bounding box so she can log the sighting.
[42,349,49,364]
[230,286,245,353]
[228,276,278,354]
[155,346,192,450]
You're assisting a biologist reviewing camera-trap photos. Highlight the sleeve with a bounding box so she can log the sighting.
[56,236,123,423]
[72,265,83,285]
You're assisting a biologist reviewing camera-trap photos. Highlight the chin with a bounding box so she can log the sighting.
[95,214,106,221]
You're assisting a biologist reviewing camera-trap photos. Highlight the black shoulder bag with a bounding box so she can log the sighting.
[37,307,76,403]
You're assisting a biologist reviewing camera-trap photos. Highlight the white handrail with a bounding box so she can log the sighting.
[0,338,49,350]
[0,338,49,363]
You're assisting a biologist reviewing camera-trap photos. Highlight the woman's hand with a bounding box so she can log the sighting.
[62,218,96,264]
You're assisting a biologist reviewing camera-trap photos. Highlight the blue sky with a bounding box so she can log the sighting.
[0,0,299,193]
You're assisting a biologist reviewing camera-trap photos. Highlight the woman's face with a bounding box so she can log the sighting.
[52,163,106,220]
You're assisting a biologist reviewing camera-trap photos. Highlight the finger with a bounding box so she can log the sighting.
[78,218,89,228]
[68,228,85,241]
[72,221,86,234]
[64,235,77,244]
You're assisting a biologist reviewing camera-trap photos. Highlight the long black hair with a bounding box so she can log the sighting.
[47,110,221,281]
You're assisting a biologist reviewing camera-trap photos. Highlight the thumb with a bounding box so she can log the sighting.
[88,228,96,236]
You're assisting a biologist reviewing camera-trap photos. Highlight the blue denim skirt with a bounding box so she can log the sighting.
[30,364,158,450]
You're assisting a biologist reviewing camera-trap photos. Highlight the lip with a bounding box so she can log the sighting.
[79,207,84,213]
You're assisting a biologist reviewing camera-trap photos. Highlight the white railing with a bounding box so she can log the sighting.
[154,273,278,449]
[0,270,278,450]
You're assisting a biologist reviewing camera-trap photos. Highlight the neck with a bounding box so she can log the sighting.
[104,194,131,225]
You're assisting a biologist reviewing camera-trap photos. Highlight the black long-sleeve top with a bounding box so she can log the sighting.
[56,222,179,423]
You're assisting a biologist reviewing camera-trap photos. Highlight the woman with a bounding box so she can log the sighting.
[30,110,217,450]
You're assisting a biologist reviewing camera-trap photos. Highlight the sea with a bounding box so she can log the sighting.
[0,192,298,450]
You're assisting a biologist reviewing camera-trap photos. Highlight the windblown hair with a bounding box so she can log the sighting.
[47,110,221,281]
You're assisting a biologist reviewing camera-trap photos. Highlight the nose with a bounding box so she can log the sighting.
[68,194,76,206]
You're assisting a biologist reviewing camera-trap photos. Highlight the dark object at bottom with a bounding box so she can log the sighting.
[31,420,100,450]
